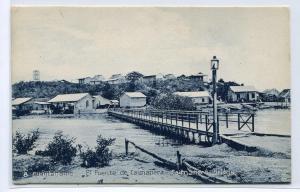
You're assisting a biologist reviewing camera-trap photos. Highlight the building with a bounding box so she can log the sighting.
[78,75,105,85]
[48,93,93,114]
[31,101,51,114]
[188,72,206,82]
[93,95,111,108]
[31,101,50,111]
[12,97,33,111]
[33,70,40,81]
[120,92,146,108]
[164,74,176,80]
[110,100,119,107]
[142,73,164,86]
[174,91,211,105]
[227,86,259,103]
[278,89,291,103]
[262,88,280,102]
[106,74,126,85]
[177,74,188,81]
[142,75,156,85]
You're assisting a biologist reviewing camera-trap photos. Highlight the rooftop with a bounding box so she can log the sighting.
[12,97,32,106]
[189,72,207,77]
[124,92,146,98]
[34,101,50,105]
[48,93,89,103]
[174,91,210,98]
[230,86,258,93]
[279,89,290,98]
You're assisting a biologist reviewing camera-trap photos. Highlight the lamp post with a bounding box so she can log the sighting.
[211,56,219,144]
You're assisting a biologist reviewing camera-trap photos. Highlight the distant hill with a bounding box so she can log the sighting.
[12,81,105,99]
[12,78,209,101]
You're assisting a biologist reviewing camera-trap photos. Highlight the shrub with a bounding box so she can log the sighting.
[36,131,77,165]
[13,129,40,154]
[80,135,115,168]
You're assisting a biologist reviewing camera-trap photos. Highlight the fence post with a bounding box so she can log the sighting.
[196,114,199,130]
[205,115,208,131]
[200,113,202,124]
[251,113,255,132]
[181,114,184,127]
[125,139,129,155]
[176,151,182,170]
[176,113,178,126]
[226,113,229,128]
[188,114,191,129]
[238,113,241,130]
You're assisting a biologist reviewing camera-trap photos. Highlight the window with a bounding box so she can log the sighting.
[86,100,89,108]
[252,93,255,98]
[202,98,205,103]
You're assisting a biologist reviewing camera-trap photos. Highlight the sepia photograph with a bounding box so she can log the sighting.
[11,7,291,184]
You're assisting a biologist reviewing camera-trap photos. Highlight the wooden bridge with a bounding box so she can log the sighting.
[108,108,255,145]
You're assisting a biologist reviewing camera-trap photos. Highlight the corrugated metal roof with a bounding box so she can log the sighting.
[48,93,89,103]
[124,92,146,98]
[12,98,32,106]
[174,91,210,98]
[230,86,258,93]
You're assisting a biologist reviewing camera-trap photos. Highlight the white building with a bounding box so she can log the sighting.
[93,95,111,108]
[78,75,105,85]
[106,74,126,85]
[120,92,146,108]
[174,91,211,105]
[48,93,94,114]
[227,86,259,102]
[12,97,33,111]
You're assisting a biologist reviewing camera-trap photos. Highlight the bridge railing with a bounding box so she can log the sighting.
[108,108,255,132]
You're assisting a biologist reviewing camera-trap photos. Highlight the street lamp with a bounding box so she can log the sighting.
[211,56,219,144]
[211,56,219,70]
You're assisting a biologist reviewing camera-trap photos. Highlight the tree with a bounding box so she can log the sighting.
[125,71,144,82]
[151,93,195,110]
[216,80,240,102]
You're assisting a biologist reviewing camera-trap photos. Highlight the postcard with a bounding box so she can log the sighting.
[11,7,290,184]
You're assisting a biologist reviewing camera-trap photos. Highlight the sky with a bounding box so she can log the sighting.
[11,7,290,91]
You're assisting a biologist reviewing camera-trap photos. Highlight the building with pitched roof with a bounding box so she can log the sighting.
[48,93,93,114]
[227,86,259,102]
[278,89,291,103]
[120,92,146,108]
[93,95,111,108]
[174,91,211,105]
[12,97,33,111]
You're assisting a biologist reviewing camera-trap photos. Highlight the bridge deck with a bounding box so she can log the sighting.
[108,109,254,137]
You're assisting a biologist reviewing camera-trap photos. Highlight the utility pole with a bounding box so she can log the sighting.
[211,56,219,144]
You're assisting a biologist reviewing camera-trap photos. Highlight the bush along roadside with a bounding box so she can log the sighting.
[35,131,77,165]
[80,135,116,168]
[13,129,40,154]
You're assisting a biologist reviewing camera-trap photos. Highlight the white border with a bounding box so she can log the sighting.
[1,0,300,191]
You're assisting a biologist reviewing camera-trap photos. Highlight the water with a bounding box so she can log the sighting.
[12,109,291,183]
[254,109,290,135]
[12,109,290,159]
